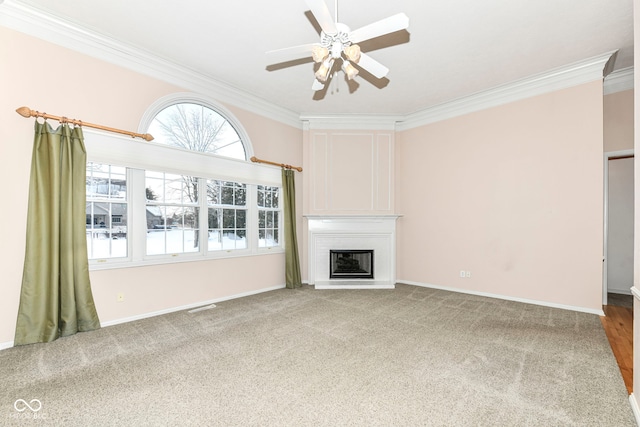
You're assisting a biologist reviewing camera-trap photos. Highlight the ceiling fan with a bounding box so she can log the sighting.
[266,0,409,91]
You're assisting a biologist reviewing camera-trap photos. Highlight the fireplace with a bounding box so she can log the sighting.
[306,215,399,289]
[330,250,374,280]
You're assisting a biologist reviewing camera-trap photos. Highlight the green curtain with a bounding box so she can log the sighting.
[282,168,302,288]
[14,121,100,346]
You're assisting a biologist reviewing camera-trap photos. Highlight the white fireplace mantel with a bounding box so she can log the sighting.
[305,215,401,289]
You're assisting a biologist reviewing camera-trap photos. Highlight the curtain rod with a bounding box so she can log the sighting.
[16,106,154,141]
[250,156,302,172]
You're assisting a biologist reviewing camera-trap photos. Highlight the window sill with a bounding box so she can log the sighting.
[89,247,285,271]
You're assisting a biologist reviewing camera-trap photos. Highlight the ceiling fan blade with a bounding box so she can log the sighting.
[312,78,325,91]
[266,43,317,64]
[349,13,409,43]
[356,53,389,79]
[305,0,338,34]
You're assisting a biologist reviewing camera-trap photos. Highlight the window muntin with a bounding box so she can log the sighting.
[146,171,200,255]
[257,185,280,248]
[147,103,246,160]
[207,180,247,251]
[86,163,128,259]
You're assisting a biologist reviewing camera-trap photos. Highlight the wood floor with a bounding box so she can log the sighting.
[601,302,633,394]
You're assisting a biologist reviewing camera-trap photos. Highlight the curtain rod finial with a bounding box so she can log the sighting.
[16,106,33,118]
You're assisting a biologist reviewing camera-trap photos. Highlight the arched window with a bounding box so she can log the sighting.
[85,93,280,268]
[144,98,249,160]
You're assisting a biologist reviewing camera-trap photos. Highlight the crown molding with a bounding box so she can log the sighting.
[397,50,619,131]
[0,1,627,133]
[0,0,302,129]
[299,114,402,130]
[604,67,634,95]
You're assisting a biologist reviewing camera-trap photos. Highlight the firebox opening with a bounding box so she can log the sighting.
[330,250,374,280]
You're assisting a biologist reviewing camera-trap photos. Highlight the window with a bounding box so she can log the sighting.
[85,95,283,269]
[207,180,247,251]
[147,102,246,160]
[257,185,280,248]
[145,171,200,255]
[86,162,128,259]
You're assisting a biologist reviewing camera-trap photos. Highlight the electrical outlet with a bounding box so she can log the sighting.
[117,293,125,302]
[465,271,471,278]
[459,270,466,278]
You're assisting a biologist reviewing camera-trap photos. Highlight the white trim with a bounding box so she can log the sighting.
[629,394,640,426]
[100,284,285,328]
[0,0,301,129]
[631,286,640,300]
[299,115,402,130]
[397,51,618,131]
[84,128,281,187]
[399,280,605,316]
[603,150,635,304]
[604,67,635,95]
[0,2,628,132]
[0,285,286,352]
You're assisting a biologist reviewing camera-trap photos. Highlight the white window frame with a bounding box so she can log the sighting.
[84,95,284,270]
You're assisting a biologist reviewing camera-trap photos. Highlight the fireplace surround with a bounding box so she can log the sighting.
[306,215,399,289]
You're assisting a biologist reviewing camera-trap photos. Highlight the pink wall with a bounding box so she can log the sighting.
[395,81,605,311]
[604,89,634,151]
[0,27,302,345]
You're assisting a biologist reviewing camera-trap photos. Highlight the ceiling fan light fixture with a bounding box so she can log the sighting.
[311,46,329,63]
[315,57,335,82]
[330,41,343,59]
[344,44,361,63]
[342,60,359,80]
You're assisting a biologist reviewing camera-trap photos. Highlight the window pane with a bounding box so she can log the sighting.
[208,208,220,229]
[236,230,247,249]
[208,229,222,251]
[148,103,246,160]
[236,186,246,206]
[236,210,246,228]
[86,163,129,260]
[221,186,234,205]
[207,181,220,205]
[223,209,235,229]
[257,186,281,249]
[257,188,264,207]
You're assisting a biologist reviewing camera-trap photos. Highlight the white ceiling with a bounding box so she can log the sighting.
[6,0,635,117]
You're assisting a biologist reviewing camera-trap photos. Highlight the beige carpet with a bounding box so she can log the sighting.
[0,284,635,426]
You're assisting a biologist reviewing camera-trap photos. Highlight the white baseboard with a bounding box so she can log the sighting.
[629,394,640,425]
[608,289,634,296]
[100,284,286,328]
[398,280,605,316]
[0,285,286,352]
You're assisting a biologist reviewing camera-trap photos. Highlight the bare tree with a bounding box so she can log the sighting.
[153,104,233,154]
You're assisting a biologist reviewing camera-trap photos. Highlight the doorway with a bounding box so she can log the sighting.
[603,150,634,305]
